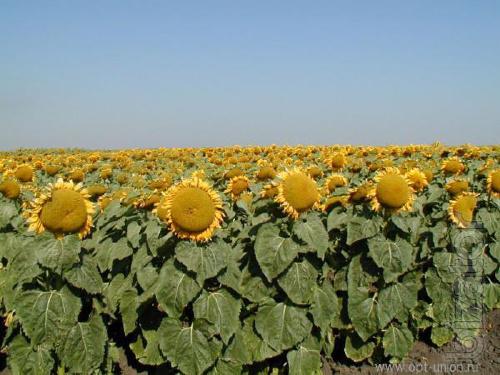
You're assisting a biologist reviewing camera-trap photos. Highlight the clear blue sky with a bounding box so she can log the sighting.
[1,0,499,149]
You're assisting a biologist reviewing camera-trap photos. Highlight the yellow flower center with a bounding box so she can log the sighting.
[231,179,249,196]
[40,189,88,234]
[281,173,319,212]
[376,174,410,209]
[170,187,216,232]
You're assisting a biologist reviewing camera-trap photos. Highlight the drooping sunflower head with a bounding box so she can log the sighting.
[348,182,373,204]
[256,166,277,181]
[225,176,250,201]
[325,174,348,193]
[445,179,469,196]
[371,167,414,213]
[275,169,320,219]
[448,192,478,228]
[160,177,224,242]
[260,183,279,199]
[406,168,428,192]
[306,166,323,179]
[25,178,94,239]
[14,165,34,183]
[322,195,348,212]
[327,152,347,171]
[487,169,500,198]
[0,179,21,199]
[441,157,465,175]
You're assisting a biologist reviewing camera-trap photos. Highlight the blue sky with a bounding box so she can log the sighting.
[1,0,499,149]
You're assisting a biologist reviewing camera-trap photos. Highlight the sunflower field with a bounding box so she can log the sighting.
[0,144,499,374]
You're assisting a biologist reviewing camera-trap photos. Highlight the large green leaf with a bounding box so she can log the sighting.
[64,255,103,294]
[175,240,229,283]
[431,326,454,347]
[59,314,107,373]
[277,260,317,305]
[293,213,329,259]
[344,333,375,362]
[287,337,322,375]
[368,236,413,283]
[120,288,139,335]
[346,216,381,245]
[127,221,142,248]
[155,259,201,318]
[377,272,420,328]
[254,299,312,351]
[193,288,241,344]
[433,251,468,283]
[311,281,339,333]
[158,318,219,375]
[7,335,54,375]
[14,287,81,346]
[130,329,165,366]
[347,255,378,341]
[33,234,80,272]
[254,224,299,282]
[382,324,414,359]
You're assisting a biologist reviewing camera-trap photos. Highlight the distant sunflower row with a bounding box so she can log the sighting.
[0,166,493,243]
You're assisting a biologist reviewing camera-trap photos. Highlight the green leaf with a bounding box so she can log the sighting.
[193,289,241,344]
[254,299,312,351]
[344,333,375,362]
[277,260,317,305]
[103,274,133,313]
[287,341,322,375]
[175,240,229,284]
[0,200,17,228]
[431,326,454,347]
[127,221,142,248]
[476,208,499,236]
[59,314,107,373]
[7,335,54,375]
[293,213,329,259]
[368,237,413,283]
[254,224,299,282]
[383,324,414,359]
[347,255,378,341]
[484,283,500,309]
[327,210,348,231]
[425,269,455,324]
[159,318,219,375]
[108,238,134,268]
[14,287,81,346]
[120,288,139,335]
[64,255,103,294]
[130,329,165,366]
[346,216,381,245]
[377,272,420,328]
[311,281,339,333]
[433,251,468,283]
[34,234,80,272]
[155,259,201,318]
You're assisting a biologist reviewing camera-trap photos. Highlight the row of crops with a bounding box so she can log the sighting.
[0,144,499,374]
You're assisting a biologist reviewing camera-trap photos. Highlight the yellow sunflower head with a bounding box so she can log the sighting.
[348,182,373,204]
[325,174,348,193]
[306,166,323,179]
[160,177,224,242]
[406,168,428,192]
[14,165,34,183]
[445,179,469,196]
[260,183,279,199]
[256,166,277,181]
[371,167,414,213]
[225,176,251,201]
[328,152,347,171]
[275,169,320,219]
[25,178,94,239]
[448,192,478,228]
[487,169,500,198]
[322,195,348,212]
[0,179,21,199]
[442,157,465,175]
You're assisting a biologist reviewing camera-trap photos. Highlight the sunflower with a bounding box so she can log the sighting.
[487,169,500,198]
[445,179,469,196]
[275,169,320,219]
[14,165,34,182]
[256,166,277,181]
[325,174,348,193]
[348,182,373,204]
[0,179,21,199]
[448,192,478,228]
[405,168,428,192]
[160,177,224,242]
[370,167,414,213]
[260,183,279,199]
[441,157,465,175]
[327,152,347,171]
[25,178,94,239]
[225,176,250,201]
[322,195,348,212]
